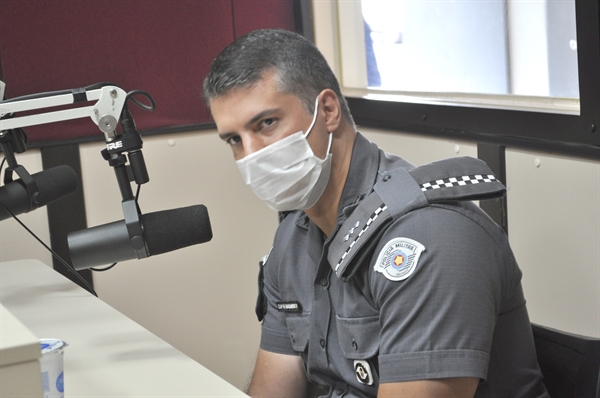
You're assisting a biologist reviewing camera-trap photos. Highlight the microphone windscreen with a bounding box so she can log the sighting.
[142,204,212,256]
[34,165,78,206]
[0,165,78,221]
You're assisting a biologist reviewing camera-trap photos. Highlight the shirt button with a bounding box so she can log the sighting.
[336,388,344,395]
[320,338,326,348]
[320,278,328,286]
[352,340,358,350]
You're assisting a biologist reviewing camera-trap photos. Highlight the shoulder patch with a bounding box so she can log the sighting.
[409,157,506,202]
[374,237,425,281]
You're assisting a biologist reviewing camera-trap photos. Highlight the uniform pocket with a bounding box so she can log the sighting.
[336,315,380,359]
[285,315,311,353]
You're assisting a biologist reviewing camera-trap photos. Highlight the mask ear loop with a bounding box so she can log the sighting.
[324,129,333,157]
[304,96,333,160]
[303,96,321,138]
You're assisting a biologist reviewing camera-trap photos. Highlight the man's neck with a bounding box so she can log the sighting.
[305,124,356,237]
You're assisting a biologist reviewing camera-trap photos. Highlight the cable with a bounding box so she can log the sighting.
[90,262,117,272]
[126,89,156,112]
[0,156,98,296]
[135,183,142,202]
[0,198,98,297]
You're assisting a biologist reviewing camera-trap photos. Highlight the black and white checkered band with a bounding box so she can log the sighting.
[335,205,388,272]
[420,174,497,192]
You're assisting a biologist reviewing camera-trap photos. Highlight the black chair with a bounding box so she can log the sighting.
[532,323,600,398]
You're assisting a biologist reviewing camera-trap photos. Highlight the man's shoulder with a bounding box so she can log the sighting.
[330,156,507,281]
[385,201,506,249]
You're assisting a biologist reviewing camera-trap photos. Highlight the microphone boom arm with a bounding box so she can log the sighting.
[0,85,127,141]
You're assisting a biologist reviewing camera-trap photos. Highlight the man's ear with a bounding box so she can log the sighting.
[319,89,342,133]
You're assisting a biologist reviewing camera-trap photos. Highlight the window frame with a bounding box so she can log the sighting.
[312,0,600,160]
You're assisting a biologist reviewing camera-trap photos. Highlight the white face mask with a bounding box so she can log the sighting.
[236,97,333,212]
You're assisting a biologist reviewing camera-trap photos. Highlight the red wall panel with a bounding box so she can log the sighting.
[233,0,296,38]
[0,0,296,143]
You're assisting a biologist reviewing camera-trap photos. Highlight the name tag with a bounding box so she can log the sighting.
[276,301,302,313]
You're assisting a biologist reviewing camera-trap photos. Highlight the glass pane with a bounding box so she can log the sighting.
[361,0,579,99]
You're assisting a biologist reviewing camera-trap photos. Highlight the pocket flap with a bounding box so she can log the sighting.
[285,315,311,352]
[336,315,380,359]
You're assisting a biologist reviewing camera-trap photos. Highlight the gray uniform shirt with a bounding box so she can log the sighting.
[258,133,548,398]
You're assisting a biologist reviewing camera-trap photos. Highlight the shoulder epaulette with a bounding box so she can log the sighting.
[328,157,506,281]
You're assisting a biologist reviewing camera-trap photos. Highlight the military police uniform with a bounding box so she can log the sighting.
[256,133,548,398]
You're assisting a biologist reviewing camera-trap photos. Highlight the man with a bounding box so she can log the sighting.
[203,29,548,398]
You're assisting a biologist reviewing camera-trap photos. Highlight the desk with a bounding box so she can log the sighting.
[0,259,248,397]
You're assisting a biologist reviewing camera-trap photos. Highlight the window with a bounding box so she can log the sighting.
[312,0,600,158]
[361,0,579,100]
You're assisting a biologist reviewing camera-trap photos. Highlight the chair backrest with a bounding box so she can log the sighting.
[532,323,600,398]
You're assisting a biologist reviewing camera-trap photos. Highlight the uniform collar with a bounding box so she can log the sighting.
[294,132,379,231]
[336,132,380,223]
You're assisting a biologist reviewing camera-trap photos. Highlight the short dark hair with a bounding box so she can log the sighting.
[203,29,354,125]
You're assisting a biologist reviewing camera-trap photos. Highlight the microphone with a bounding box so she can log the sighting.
[67,204,212,270]
[0,165,78,221]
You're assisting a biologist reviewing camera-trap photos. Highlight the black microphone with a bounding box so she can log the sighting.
[0,165,78,221]
[67,204,212,270]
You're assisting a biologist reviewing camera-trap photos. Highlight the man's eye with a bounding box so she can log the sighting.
[226,136,241,146]
[260,118,276,128]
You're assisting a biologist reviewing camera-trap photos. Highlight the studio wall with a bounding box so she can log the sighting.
[0,0,296,142]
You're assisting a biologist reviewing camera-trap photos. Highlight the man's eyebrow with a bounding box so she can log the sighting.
[217,108,280,141]
[218,131,236,141]
[246,109,278,128]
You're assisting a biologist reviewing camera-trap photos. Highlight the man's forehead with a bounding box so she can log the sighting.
[213,70,280,100]
[211,86,281,119]
[211,82,304,124]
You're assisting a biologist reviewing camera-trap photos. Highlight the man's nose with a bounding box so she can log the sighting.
[243,136,266,158]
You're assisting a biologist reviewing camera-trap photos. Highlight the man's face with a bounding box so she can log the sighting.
[210,72,326,161]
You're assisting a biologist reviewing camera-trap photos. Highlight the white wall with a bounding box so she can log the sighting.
[506,148,600,337]
[1,127,598,391]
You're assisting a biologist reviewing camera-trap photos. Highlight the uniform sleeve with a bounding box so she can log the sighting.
[370,203,522,383]
[258,229,299,356]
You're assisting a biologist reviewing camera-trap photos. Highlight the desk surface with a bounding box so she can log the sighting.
[0,259,247,397]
